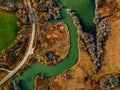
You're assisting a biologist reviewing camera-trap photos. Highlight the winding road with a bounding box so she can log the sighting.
[0,0,35,85]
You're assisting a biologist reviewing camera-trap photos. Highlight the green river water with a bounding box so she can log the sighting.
[12,0,95,89]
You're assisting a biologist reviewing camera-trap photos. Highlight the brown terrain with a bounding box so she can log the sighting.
[0,70,8,81]
[34,0,120,90]
[93,0,120,83]
[34,22,70,65]
[1,0,120,90]
[34,46,94,90]
[0,0,33,89]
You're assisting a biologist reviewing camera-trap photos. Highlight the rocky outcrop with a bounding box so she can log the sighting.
[93,0,111,73]
[94,0,101,24]
[67,9,97,72]
[67,7,110,73]
[94,19,110,73]
[98,73,120,89]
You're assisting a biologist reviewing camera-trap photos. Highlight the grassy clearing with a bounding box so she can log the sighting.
[0,12,18,55]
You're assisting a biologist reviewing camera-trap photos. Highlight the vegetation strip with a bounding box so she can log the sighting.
[0,12,18,55]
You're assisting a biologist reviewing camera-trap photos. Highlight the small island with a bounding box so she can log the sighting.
[35,22,70,65]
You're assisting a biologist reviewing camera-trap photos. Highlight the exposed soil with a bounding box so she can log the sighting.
[34,0,120,90]
[35,22,70,65]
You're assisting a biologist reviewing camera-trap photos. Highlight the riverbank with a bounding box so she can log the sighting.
[12,9,79,90]
[92,0,120,89]
[8,0,120,90]
[58,0,95,31]
[11,0,96,89]
[34,0,120,88]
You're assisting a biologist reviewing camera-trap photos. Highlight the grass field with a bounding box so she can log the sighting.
[0,12,18,55]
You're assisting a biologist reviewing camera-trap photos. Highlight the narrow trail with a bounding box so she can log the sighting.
[0,0,35,85]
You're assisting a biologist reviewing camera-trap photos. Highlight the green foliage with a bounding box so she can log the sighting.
[0,12,18,55]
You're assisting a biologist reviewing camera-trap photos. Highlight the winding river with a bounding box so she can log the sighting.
[13,0,95,89]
